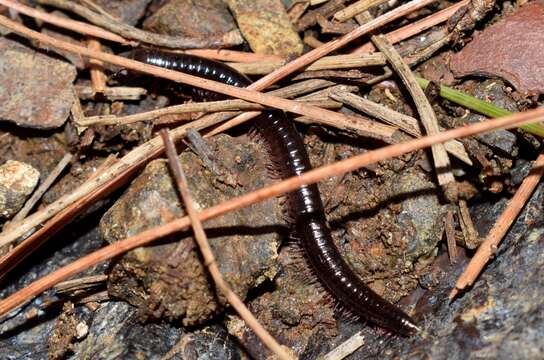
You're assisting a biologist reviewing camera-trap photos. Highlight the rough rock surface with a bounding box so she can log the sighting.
[94,0,152,26]
[457,80,518,155]
[100,134,283,326]
[0,160,39,219]
[0,38,76,129]
[72,301,181,360]
[0,128,67,181]
[306,132,446,303]
[450,1,544,96]
[340,170,544,359]
[143,0,237,39]
[227,247,338,358]
[227,0,303,57]
[0,216,107,359]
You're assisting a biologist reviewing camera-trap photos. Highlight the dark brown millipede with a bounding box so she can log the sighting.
[128,49,419,336]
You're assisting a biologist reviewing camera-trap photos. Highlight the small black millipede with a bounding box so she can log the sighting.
[127,49,419,336]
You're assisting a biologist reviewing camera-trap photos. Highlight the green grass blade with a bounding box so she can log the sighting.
[416,77,544,137]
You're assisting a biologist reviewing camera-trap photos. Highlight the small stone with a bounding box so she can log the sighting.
[227,0,303,57]
[75,322,88,340]
[0,38,76,129]
[0,160,40,219]
[450,1,544,96]
[143,0,237,39]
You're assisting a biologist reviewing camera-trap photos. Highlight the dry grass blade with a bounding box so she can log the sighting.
[54,274,108,293]
[211,0,437,138]
[450,151,544,299]
[227,53,387,75]
[330,91,472,165]
[183,49,283,63]
[334,0,388,22]
[372,34,455,187]
[0,7,409,249]
[445,209,458,264]
[0,0,130,44]
[0,13,396,141]
[0,107,542,317]
[253,0,436,90]
[75,85,147,101]
[323,331,365,360]
[159,130,293,360]
[352,0,470,53]
[34,0,243,48]
[77,87,342,127]
[0,155,118,282]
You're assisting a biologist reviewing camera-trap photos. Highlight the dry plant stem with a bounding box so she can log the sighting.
[252,0,436,90]
[79,100,264,126]
[372,34,454,186]
[323,331,365,360]
[0,156,118,281]
[87,38,106,94]
[0,108,543,317]
[80,99,341,127]
[183,49,283,63]
[9,153,73,224]
[33,0,243,49]
[334,0,388,22]
[54,274,108,292]
[317,15,358,34]
[288,1,309,23]
[445,209,458,264]
[75,290,109,304]
[0,0,435,247]
[352,0,470,53]
[450,151,544,299]
[79,80,337,126]
[0,14,396,139]
[458,199,479,248]
[304,34,326,49]
[75,85,146,101]
[159,130,293,360]
[330,91,472,164]
[297,0,346,31]
[0,0,130,44]
[79,0,118,21]
[70,97,85,129]
[331,91,422,135]
[227,53,387,75]
[206,0,437,136]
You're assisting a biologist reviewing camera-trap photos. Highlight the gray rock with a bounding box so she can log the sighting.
[72,301,181,360]
[339,180,544,359]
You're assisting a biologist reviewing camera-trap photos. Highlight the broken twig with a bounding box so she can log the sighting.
[160,130,293,360]
[450,152,544,299]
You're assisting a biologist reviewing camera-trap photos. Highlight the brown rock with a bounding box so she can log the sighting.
[100,134,283,326]
[143,0,236,39]
[94,0,152,25]
[450,1,544,95]
[227,0,303,57]
[0,38,76,129]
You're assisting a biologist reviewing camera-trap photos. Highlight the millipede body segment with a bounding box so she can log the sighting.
[129,49,419,336]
